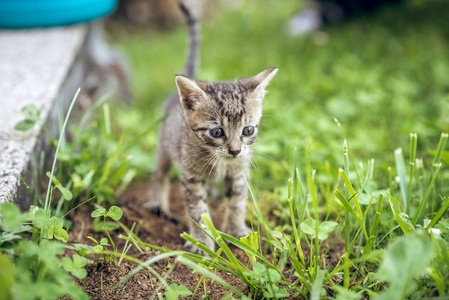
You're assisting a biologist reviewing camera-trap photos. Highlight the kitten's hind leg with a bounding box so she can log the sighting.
[146,151,172,218]
[222,170,252,238]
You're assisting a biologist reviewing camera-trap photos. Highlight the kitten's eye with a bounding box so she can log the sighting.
[210,128,224,138]
[242,126,255,136]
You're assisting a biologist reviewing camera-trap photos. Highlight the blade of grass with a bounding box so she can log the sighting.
[150,260,177,299]
[201,215,249,283]
[412,163,441,226]
[334,190,367,237]
[288,178,305,266]
[284,238,310,289]
[102,103,111,136]
[432,133,448,171]
[310,269,326,300]
[361,193,383,264]
[334,118,362,186]
[426,197,449,230]
[177,257,247,298]
[181,232,231,265]
[388,194,415,235]
[97,134,124,190]
[220,232,286,280]
[394,148,408,209]
[375,225,400,247]
[110,251,185,290]
[407,134,417,215]
[247,181,281,248]
[19,175,39,205]
[416,159,425,201]
[44,88,80,213]
[339,169,364,229]
[78,90,113,132]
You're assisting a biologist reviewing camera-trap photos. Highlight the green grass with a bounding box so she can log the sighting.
[105,0,449,298]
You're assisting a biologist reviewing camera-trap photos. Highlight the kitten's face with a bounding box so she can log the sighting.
[176,68,278,162]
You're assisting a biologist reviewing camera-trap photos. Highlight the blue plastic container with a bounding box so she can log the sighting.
[0,0,117,28]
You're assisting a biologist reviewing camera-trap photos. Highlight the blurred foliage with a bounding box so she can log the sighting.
[107,0,449,191]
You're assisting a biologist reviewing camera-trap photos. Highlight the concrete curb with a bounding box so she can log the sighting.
[0,25,90,210]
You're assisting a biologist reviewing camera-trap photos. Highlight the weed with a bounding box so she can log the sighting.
[0,202,88,300]
[90,205,124,266]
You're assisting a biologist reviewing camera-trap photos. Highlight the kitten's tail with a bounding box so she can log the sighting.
[179,2,200,79]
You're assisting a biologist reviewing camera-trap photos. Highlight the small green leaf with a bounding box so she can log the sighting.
[71,268,88,280]
[100,238,109,246]
[240,232,259,264]
[265,268,281,283]
[72,254,88,268]
[31,206,49,229]
[54,228,69,243]
[61,255,88,279]
[43,217,68,242]
[107,206,123,221]
[14,119,36,131]
[93,245,104,253]
[318,221,338,240]
[300,219,338,240]
[0,233,22,244]
[0,254,15,300]
[91,208,107,218]
[263,285,290,298]
[166,283,193,297]
[333,286,363,300]
[388,195,415,235]
[300,218,318,236]
[21,104,40,120]
[61,257,74,271]
[87,236,99,245]
[72,244,93,257]
[0,203,24,231]
[254,262,267,274]
[48,216,64,227]
[46,171,60,185]
[57,185,73,200]
[365,249,384,264]
[375,233,433,299]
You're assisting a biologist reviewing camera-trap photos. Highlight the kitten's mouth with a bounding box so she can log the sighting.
[224,154,241,160]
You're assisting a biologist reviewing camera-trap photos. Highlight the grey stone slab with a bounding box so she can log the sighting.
[0,25,89,209]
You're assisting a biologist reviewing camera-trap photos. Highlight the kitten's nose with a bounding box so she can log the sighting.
[228,149,241,156]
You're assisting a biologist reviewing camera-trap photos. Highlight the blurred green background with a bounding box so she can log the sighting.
[107,0,449,191]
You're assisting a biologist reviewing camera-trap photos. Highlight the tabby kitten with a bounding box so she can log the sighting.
[146,4,278,255]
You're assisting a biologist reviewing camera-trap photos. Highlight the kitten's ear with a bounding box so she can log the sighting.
[175,75,207,111]
[246,67,278,98]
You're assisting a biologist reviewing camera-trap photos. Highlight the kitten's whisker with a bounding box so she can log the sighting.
[252,149,276,161]
[201,153,217,178]
[207,154,221,178]
[249,156,262,177]
[262,105,277,111]
[182,149,211,164]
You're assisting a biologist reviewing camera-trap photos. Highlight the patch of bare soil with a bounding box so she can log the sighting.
[65,180,345,299]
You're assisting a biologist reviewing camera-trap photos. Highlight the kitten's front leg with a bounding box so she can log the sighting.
[181,172,215,254]
[222,169,252,238]
[146,149,171,218]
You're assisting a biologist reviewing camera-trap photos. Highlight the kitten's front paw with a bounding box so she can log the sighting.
[224,225,253,239]
[184,241,212,257]
[144,201,172,219]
